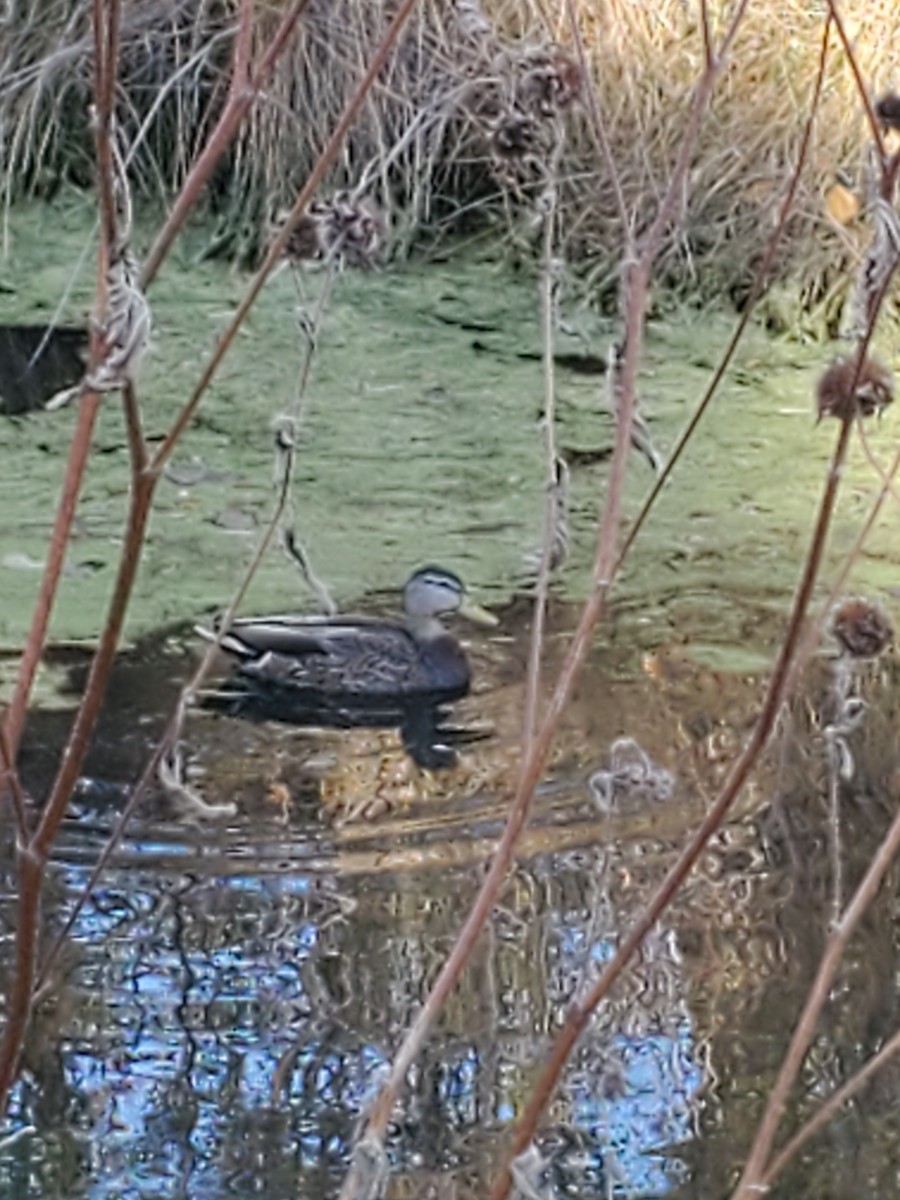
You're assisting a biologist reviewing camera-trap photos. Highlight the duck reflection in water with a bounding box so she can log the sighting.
[198,567,497,768]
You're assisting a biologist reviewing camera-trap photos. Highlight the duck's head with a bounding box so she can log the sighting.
[403,566,498,630]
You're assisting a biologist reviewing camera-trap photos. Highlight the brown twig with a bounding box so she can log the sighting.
[733,768,900,1198]
[1,0,325,1121]
[121,378,147,472]
[700,0,713,69]
[491,408,855,1200]
[33,477,154,864]
[92,0,119,254]
[762,1023,900,1187]
[731,21,900,1186]
[0,394,103,764]
[148,0,422,476]
[338,10,753,1200]
[34,419,298,996]
[615,13,831,575]
[0,0,125,1119]
[1,0,316,792]
[140,0,309,288]
[31,11,417,1001]
[0,0,130,764]
[0,845,42,1109]
[11,465,156,1021]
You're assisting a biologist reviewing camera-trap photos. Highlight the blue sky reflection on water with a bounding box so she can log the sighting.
[569,1026,702,1196]
[0,837,706,1199]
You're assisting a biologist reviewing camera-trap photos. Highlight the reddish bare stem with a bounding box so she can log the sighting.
[149,0,421,475]
[35,424,298,993]
[91,0,119,251]
[141,0,309,288]
[232,0,254,89]
[615,13,831,574]
[33,473,155,862]
[121,379,148,472]
[1,0,126,764]
[1,434,156,1115]
[700,0,713,68]
[489,412,855,1200]
[0,847,42,1112]
[341,290,641,1191]
[729,209,900,1190]
[762,1024,900,1188]
[339,269,651,1200]
[339,591,612,1199]
[32,0,418,1011]
[734,759,900,1198]
[342,11,753,1195]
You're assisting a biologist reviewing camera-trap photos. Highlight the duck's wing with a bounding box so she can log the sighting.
[213,615,423,698]
[198,614,397,656]
[219,615,374,656]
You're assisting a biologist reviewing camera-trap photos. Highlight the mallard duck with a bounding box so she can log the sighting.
[200,567,497,718]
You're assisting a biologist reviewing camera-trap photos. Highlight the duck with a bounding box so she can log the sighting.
[199,566,497,722]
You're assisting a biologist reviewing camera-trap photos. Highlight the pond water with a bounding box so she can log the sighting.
[4,614,900,1199]
[2,198,900,1198]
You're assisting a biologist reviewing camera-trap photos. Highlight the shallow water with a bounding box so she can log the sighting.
[3,198,900,1198]
[4,598,900,1199]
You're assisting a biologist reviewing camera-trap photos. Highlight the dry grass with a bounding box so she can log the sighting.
[558,0,900,308]
[2,0,899,301]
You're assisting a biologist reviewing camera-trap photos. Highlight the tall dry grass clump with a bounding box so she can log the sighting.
[2,0,899,296]
[0,0,232,198]
[561,0,900,310]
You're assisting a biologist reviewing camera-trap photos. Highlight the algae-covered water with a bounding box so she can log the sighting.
[2,196,900,1200]
[2,194,900,656]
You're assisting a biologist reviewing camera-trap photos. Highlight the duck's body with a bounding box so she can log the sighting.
[202,567,495,723]
[218,612,472,706]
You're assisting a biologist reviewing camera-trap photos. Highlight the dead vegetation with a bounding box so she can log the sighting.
[2,0,899,303]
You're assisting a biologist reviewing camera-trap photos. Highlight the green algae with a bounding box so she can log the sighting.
[1,194,899,671]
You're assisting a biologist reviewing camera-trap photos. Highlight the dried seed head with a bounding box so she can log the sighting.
[516,44,583,117]
[831,599,893,659]
[316,192,384,269]
[280,213,322,263]
[275,194,384,269]
[815,356,894,423]
[875,91,900,133]
[490,109,539,160]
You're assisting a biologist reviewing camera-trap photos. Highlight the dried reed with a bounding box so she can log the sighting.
[4,0,899,300]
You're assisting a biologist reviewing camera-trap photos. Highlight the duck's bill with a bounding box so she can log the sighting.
[458,597,499,627]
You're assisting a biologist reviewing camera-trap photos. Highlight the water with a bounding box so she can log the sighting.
[4,600,900,1199]
[3,198,900,1197]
